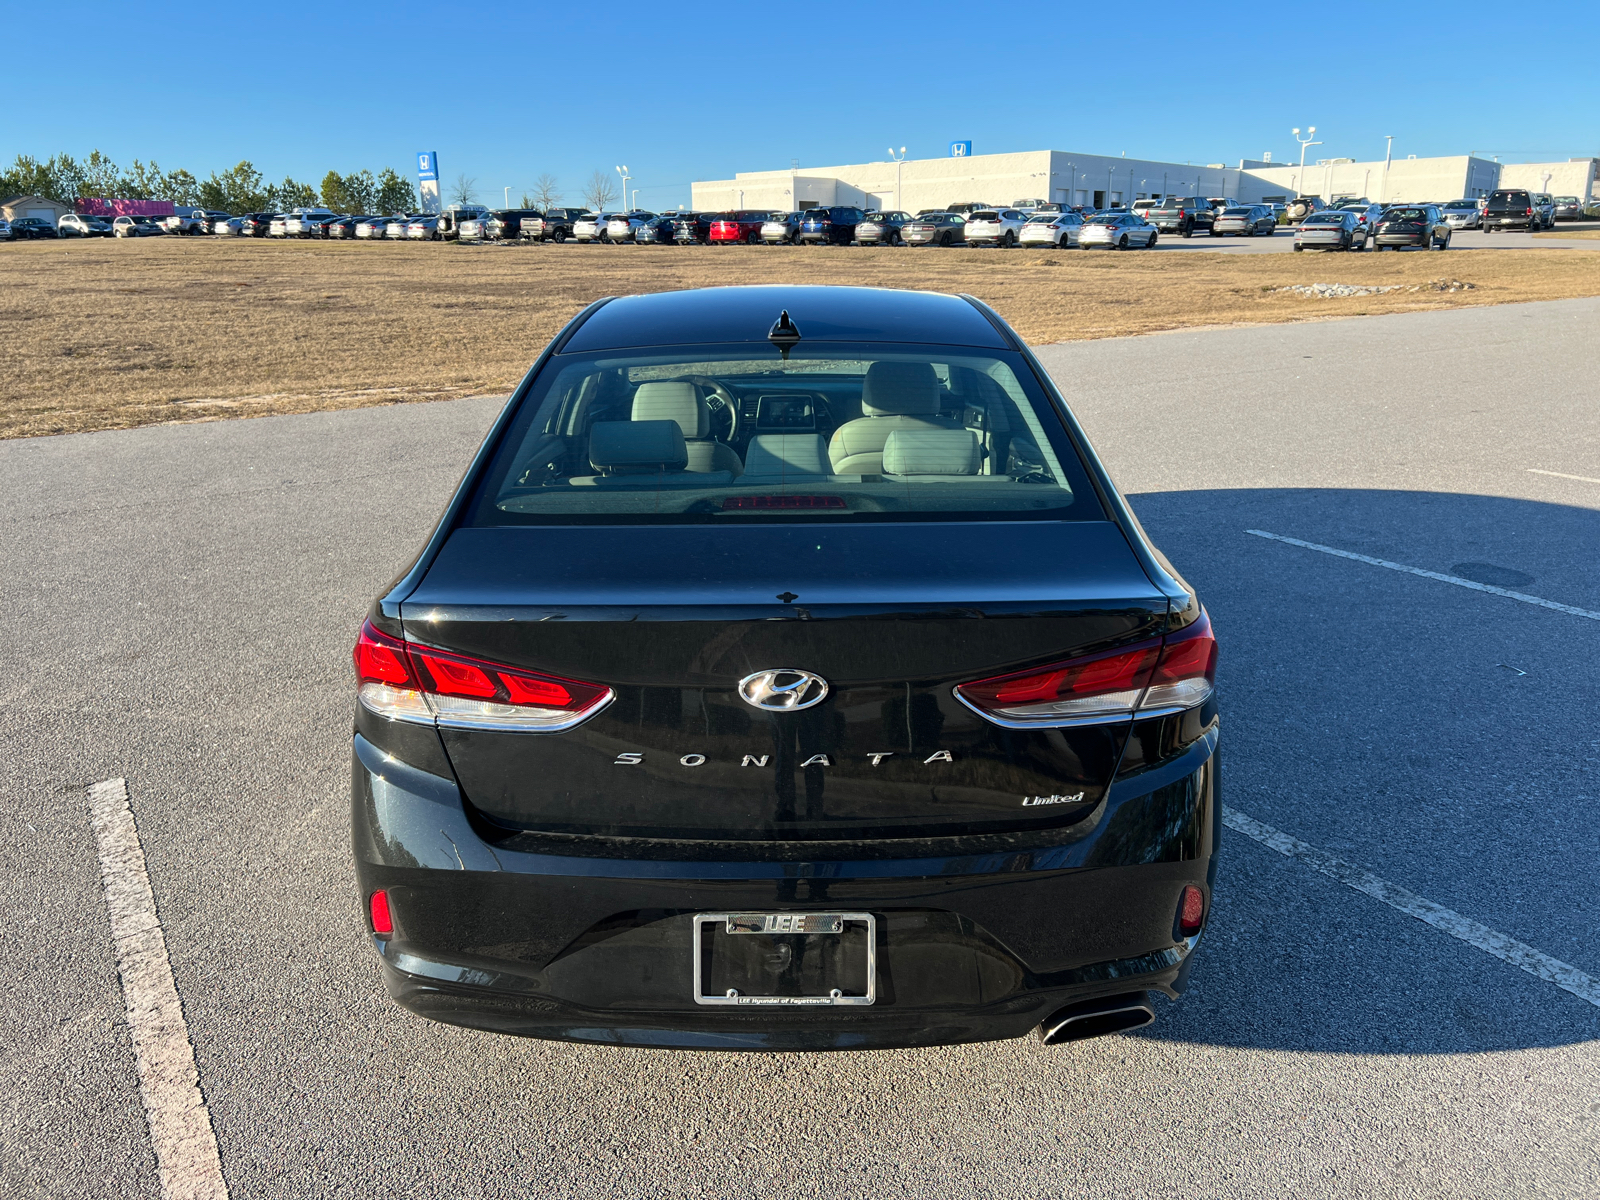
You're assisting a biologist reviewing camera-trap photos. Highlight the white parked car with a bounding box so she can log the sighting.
[961,208,1030,247]
[603,211,655,243]
[355,217,394,239]
[268,216,289,237]
[571,213,611,243]
[1078,212,1158,250]
[385,218,412,240]
[213,216,243,235]
[283,208,336,237]
[1018,211,1085,248]
[457,217,490,241]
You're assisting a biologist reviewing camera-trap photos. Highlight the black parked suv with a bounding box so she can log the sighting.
[239,212,278,237]
[1481,189,1541,232]
[797,206,866,245]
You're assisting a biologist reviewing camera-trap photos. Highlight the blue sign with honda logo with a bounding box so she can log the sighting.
[417,152,439,182]
[950,142,971,158]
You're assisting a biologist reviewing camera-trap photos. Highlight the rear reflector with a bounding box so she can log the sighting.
[1178,886,1205,936]
[353,620,614,732]
[954,612,1216,727]
[369,889,393,936]
[722,495,847,510]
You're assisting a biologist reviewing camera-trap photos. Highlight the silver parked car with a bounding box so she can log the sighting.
[356,217,397,239]
[1440,199,1481,230]
[405,216,441,240]
[1018,211,1085,248]
[1552,196,1583,221]
[1212,205,1276,237]
[385,217,413,240]
[961,208,1029,247]
[59,213,114,237]
[1078,212,1158,250]
[1293,209,1364,251]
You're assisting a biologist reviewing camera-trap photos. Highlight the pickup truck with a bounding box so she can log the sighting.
[160,207,218,235]
[1145,197,1217,237]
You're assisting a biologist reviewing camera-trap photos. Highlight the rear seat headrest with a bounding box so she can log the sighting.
[589,420,687,474]
[631,381,709,439]
[861,361,941,416]
[742,433,831,477]
[882,429,981,476]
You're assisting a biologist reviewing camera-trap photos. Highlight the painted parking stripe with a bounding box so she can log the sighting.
[1223,806,1600,1009]
[1246,529,1600,621]
[1528,468,1600,486]
[87,779,229,1200]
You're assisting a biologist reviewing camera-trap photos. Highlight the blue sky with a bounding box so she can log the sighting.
[11,9,1597,210]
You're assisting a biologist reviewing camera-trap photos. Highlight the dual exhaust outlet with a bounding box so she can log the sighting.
[1036,991,1156,1046]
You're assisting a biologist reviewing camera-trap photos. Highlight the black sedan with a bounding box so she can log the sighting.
[351,284,1220,1051]
[1373,204,1450,250]
[10,218,60,239]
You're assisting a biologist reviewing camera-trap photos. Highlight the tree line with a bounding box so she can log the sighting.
[0,151,419,215]
[2,151,640,216]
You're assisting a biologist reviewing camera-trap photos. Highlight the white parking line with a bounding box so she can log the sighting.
[1246,529,1600,621]
[87,779,229,1200]
[1223,806,1600,1009]
[1528,468,1600,486]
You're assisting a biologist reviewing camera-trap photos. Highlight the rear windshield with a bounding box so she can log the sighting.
[467,344,1100,525]
[1221,207,1253,216]
[1385,208,1426,220]
[1444,200,1477,209]
[967,211,1000,221]
[1302,213,1345,224]
[1489,191,1528,202]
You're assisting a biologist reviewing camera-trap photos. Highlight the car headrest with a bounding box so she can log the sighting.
[742,434,831,478]
[631,381,709,439]
[861,361,941,416]
[882,429,981,476]
[588,420,688,475]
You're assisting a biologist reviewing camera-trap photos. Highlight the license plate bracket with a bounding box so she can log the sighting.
[692,912,876,1006]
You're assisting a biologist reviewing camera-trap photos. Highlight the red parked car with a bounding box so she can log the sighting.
[707,210,776,245]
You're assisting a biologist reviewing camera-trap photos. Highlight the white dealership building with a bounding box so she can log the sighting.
[691,149,1597,212]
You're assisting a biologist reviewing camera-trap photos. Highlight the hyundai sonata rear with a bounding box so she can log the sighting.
[351,285,1219,1050]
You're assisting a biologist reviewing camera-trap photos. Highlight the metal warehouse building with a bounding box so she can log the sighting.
[692,150,1598,212]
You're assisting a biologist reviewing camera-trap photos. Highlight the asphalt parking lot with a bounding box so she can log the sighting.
[3,297,1598,1199]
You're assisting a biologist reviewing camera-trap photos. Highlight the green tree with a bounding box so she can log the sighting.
[78,149,122,199]
[163,168,200,206]
[0,154,67,202]
[266,176,317,210]
[342,168,377,214]
[198,161,267,214]
[320,170,350,212]
[375,167,416,216]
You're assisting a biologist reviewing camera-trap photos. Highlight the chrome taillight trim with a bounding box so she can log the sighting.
[952,684,1212,730]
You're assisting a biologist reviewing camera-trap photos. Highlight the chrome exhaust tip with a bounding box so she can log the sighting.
[1037,991,1155,1045]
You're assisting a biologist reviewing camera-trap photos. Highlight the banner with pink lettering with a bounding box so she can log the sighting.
[76,198,177,217]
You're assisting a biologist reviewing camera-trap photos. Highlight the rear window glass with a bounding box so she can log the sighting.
[1303,213,1345,224]
[1444,200,1477,209]
[468,344,1101,526]
[968,211,1000,221]
[1222,207,1253,216]
[1386,208,1427,220]
[1489,192,1528,202]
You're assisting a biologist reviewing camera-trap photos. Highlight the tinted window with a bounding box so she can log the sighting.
[1385,208,1427,221]
[470,344,1099,526]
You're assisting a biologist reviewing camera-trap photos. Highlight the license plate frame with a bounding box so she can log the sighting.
[692,912,876,1007]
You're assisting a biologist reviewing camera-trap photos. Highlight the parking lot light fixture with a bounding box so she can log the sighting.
[1294,127,1322,198]
[888,148,907,212]
[615,166,631,212]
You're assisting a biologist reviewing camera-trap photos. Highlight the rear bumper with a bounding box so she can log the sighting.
[351,722,1219,1050]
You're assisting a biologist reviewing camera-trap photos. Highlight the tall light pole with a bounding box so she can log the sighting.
[614,165,631,212]
[1381,135,1394,203]
[504,186,511,207]
[887,147,907,212]
[1293,127,1321,197]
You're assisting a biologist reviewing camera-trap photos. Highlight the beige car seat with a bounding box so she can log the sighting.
[631,382,743,476]
[827,362,961,474]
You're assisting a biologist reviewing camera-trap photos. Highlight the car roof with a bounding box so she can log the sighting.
[561,286,1011,353]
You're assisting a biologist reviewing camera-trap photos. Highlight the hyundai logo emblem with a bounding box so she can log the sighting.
[737,669,830,712]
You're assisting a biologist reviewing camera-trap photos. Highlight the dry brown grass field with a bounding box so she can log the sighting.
[3,236,1598,439]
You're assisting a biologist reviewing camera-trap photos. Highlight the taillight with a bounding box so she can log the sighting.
[954,612,1216,727]
[1178,886,1205,936]
[353,619,613,731]
[369,889,393,937]
[1525,207,1532,216]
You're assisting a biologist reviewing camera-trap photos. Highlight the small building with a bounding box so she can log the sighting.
[1496,159,1598,200]
[0,194,73,227]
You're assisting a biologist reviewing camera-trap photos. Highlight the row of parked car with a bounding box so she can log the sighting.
[8,188,1594,247]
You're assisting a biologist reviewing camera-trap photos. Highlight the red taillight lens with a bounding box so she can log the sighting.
[954,612,1216,727]
[1178,885,1205,936]
[369,889,393,936]
[354,620,419,687]
[1525,207,1532,215]
[353,620,613,730]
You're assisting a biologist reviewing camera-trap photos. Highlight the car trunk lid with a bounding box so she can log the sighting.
[398,521,1168,843]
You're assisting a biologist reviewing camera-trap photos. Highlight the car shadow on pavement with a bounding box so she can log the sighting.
[1119,486,1600,1053]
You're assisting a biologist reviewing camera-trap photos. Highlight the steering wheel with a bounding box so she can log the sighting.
[691,377,739,444]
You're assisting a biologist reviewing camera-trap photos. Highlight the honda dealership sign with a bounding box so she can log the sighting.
[950,142,971,158]
[417,151,441,214]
